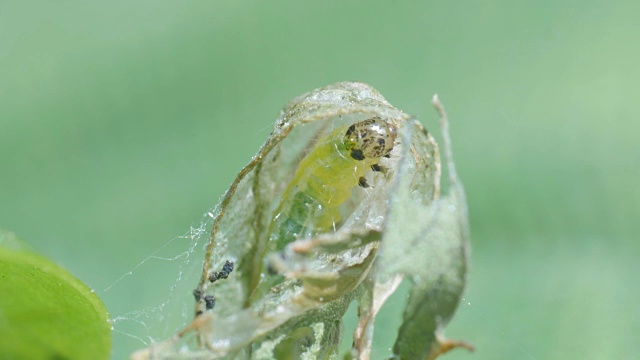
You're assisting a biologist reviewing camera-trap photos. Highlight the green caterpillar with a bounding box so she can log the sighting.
[269,117,397,250]
[248,117,397,297]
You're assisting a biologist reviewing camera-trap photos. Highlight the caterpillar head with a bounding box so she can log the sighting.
[344,117,397,160]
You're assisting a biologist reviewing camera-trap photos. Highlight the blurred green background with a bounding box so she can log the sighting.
[1,1,638,359]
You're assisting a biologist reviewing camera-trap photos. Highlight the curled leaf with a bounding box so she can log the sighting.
[134,83,470,360]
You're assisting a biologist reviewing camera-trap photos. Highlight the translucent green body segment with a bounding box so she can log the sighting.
[267,118,396,252]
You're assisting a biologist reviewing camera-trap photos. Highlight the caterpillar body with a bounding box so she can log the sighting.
[247,117,397,299]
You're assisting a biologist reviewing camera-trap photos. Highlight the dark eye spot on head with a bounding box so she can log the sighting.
[378,138,385,146]
[350,149,365,160]
[345,124,356,136]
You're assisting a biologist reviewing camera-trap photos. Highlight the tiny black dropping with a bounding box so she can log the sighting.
[193,289,203,302]
[209,260,235,283]
[204,295,216,310]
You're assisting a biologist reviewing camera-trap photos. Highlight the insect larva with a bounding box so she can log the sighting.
[249,117,396,298]
[248,117,397,295]
[269,117,396,250]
